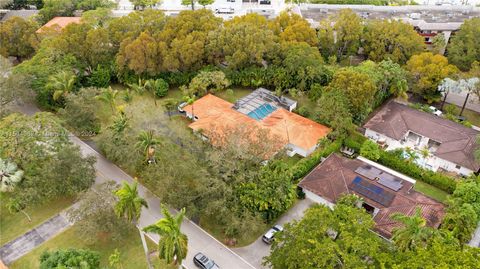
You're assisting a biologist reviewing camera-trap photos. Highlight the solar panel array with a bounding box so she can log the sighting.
[355,165,404,192]
[350,176,395,207]
[355,165,382,180]
[377,174,403,191]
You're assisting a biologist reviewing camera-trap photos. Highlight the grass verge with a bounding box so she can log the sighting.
[10,225,161,269]
[413,181,449,203]
[0,194,75,246]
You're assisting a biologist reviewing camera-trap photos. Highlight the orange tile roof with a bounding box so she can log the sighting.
[36,17,82,33]
[183,94,330,153]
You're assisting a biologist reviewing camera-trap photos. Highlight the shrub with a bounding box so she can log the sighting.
[344,132,366,152]
[58,87,101,135]
[376,149,457,193]
[87,64,111,88]
[297,106,310,118]
[40,248,100,269]
[360,140,381,161]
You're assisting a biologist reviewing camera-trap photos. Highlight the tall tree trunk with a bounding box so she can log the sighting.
[191,0,195,10]
[440,90,449,110]
[139,228,153,269]
[460,92,470,117]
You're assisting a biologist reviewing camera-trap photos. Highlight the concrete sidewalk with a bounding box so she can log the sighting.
[469,222,480,248]
[0,213,72,264]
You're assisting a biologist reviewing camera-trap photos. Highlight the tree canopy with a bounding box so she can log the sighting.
[265,202,386,269]
[406,52,459,103]
[447,18,480,71]
[363,19,425,64]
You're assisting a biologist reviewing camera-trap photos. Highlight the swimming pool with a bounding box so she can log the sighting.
[247,103,277,120]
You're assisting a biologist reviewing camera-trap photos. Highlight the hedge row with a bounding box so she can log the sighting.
[376,150,457,194]
[291,139,343,182]
[343,131,367,152]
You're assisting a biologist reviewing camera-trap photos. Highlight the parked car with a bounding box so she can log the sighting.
[193,253,220,269]
[262,225,283,244]
[429,106,443,116]
[178,102,187,113]
[215,7,234,14]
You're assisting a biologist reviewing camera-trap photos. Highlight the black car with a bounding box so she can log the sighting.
[193,252,220,269]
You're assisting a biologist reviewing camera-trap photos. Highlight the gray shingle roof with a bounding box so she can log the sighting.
[364,101,479,171]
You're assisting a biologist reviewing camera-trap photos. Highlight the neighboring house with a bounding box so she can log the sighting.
[298,153,445,239]
[36,17,82,33]
[0,10,39,22]
[363,101,480,176]
[182,89,330,157]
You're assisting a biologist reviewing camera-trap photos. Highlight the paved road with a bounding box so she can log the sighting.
[445,92,480,113]
[233,199,315,269]
[0,213,72,264]
[469,222,480,248]
[8,104,256,269]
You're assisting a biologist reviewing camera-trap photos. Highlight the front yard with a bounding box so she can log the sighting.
[0,194,75,246]
[10,225,163,269]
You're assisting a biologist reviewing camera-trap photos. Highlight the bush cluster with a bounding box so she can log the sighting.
[376,150,457,193]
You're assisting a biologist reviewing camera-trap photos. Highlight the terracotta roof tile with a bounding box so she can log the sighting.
[298,154,445,238]
[36,17,82,33]
[183,94,330,154]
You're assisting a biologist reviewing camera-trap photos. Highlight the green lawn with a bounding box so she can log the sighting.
[10,225,162,269]
[413,181,449,203]
[199,215,269,248]
[462,108,480,126]
[0,193,75,246]
[448,106,480,126]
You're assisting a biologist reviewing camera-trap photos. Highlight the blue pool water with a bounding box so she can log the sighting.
[247,103,277,120]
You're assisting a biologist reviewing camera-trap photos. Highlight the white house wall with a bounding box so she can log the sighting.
[364,128,474,176]
[303,189,335,209]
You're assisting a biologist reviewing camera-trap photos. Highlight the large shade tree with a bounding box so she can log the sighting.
[207,13,277,69]
[0,16,38,59]
[447,18,480,71]
[406,52,459,103]
[318,8,363,61]
[269,11,317,46]
[265,201,386,268]
[363,19,425,64]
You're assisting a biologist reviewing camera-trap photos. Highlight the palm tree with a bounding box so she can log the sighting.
[113,181,148,225]
[96,87,119,112]
[391,207,434,251]
[404,147,418,164]
[143,204,188,265]
[0,158,24,192]
[46,71,76,101]
[109,112,129,135]
[144,79,168,106]
[128,79,147,95]
[7,198,31,222]
[420,147,430,167]
[136,130,160,161]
